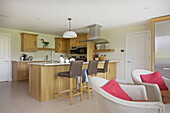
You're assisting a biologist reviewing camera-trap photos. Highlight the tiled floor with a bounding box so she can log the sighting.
[0,81,170,113]
[0,81,101,113]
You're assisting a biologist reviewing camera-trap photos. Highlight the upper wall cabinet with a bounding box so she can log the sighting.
[55,38,70,53]
[70,33,89,47]
[21,33,38,52]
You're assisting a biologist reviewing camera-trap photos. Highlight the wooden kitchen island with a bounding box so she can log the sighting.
[29,61,118,102]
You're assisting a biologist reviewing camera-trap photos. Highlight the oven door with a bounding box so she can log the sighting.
[78,48,87,54]
[70,50,78,54]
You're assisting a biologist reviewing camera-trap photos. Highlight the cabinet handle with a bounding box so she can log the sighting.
[35,41,36,46]
[59,43,60,48]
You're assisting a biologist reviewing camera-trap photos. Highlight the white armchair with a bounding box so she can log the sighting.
[132,69,170,102]
[90,76,165,113]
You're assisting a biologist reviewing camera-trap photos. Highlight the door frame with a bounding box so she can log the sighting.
[125,30,151,83]
[0,33,11,81]
[150,15,170,71]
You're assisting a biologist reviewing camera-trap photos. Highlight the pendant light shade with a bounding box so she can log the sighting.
[63,18,77,38]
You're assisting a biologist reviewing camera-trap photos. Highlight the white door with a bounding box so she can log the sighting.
[126,31,151,83]
[0,33,11,82]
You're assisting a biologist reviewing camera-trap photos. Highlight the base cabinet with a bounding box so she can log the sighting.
[12,61,29,81]
[12,61,44,81]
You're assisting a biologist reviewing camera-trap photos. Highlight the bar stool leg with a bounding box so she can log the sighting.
[80,76,83,101]
[69,78,73,105]
[75,77,78,93]
[87,76,91,99]
[58,76,60,101]
[104,73,107,79]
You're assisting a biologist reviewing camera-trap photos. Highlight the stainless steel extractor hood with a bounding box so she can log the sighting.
[79,24,109,44]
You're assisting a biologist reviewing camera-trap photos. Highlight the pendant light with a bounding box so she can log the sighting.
[63,18,77,38]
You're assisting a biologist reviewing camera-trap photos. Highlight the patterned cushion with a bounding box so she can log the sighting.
[140,71,168,90]
[101,79,132,101]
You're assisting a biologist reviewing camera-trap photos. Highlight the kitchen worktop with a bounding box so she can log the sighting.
[28,60,119,66]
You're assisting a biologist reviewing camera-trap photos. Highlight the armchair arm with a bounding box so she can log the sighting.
[163,77,170,90]
[120,85,147,100]
[134,80,162,102]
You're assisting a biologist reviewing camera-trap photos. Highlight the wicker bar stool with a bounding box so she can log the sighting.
[97,60,109,79]
[57,61,83,105]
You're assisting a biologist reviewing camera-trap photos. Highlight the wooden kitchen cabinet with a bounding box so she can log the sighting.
[21,33,38,52]
[12,61,45,81]
[55,38,70,53]
[70,33,89,47]
[12,61,29,81]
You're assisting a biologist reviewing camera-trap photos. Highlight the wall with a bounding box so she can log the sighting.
[0,28,66,61]
[101,23,151,83]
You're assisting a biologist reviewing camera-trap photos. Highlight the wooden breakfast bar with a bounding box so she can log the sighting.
[29,61,118,102]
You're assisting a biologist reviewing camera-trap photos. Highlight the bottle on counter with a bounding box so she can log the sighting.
[99,55,103,61]
[103,54,106,60]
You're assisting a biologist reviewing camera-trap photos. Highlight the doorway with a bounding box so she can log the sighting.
[0,33,11,82]
[126,31,151,83]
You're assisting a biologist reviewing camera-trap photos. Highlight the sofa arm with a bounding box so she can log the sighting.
[120,85,147,100]
[163,77,170,90]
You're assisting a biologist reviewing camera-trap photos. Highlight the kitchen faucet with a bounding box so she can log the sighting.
[50,50,54,64]
[44,55,48,64]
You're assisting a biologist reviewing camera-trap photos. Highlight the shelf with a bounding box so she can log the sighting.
[93,49,115,53]
[37,48,55,51]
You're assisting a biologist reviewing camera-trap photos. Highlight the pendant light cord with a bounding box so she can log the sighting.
[68,18,71,31]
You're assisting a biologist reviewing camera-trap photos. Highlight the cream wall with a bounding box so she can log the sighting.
[0,23,152,82]
[0,28,66,61]
[101,23,152,82]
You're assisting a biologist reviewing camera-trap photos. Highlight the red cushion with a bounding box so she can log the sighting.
[140,71,168,90]
[101,79,132,101]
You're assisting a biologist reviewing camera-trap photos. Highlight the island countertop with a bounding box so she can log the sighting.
[29,60,119,66]
[29,60,117,102]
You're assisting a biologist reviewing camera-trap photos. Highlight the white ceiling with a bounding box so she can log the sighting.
[0,0,170,35]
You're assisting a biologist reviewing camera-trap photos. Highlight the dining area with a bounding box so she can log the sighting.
[28,60,118,103]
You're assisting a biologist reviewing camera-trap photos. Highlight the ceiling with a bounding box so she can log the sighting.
[0,0,170,36]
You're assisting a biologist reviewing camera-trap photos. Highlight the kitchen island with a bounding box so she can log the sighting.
[29,61,118,102]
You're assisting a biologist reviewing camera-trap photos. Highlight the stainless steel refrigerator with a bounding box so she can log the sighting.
[155,20,170,79]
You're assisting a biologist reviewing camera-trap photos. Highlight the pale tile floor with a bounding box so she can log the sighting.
[0,81,170,113]
[0,81,101,113]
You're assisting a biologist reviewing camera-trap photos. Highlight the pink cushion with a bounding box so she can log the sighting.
[140,71,168,90]
[101,79,132,101]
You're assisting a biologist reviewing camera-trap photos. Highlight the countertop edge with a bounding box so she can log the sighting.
[29,60,119,66]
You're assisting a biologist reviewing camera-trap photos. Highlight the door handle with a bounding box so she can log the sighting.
[163,68,170,71]
[4,60,8,62]
[127,61,131,63]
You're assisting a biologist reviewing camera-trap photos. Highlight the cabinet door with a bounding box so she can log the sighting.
[21,33,38,52]
[55,38,60,52]
[17,62,29,80]
[55,38,69,53]
[70,38,78,47]
[77,34,88,47]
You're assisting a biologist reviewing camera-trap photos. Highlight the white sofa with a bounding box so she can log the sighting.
[132,69,170,102]
[90,76,165,113]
